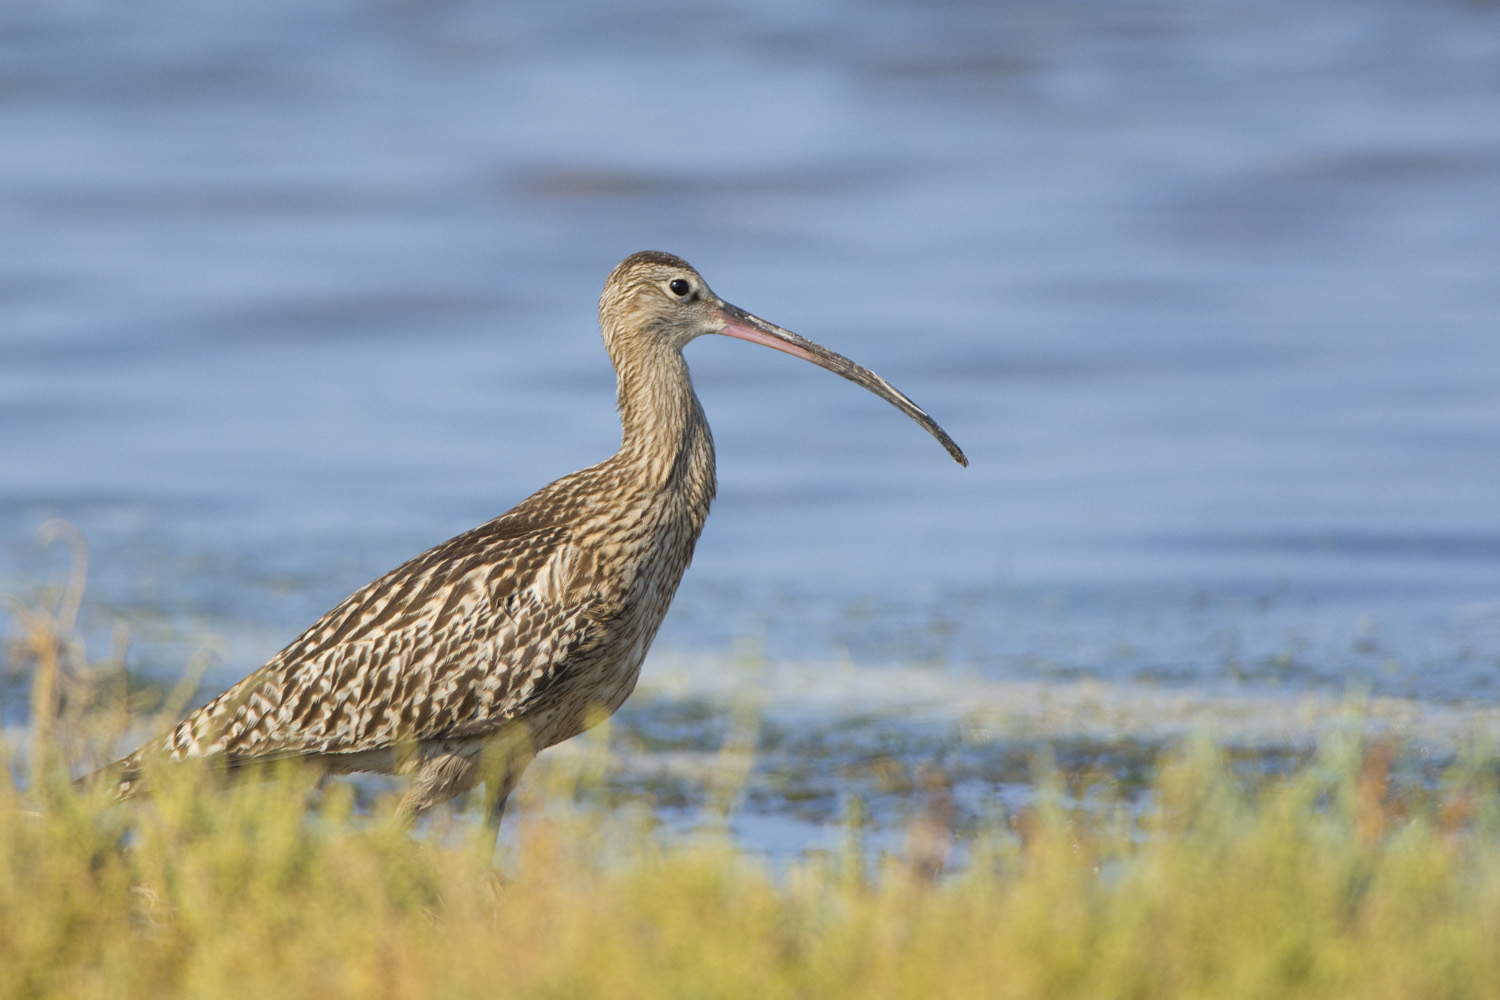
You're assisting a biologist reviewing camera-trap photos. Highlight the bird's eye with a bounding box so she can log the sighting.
[668,278,691,297]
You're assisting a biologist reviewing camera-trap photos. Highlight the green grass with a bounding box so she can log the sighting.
[6,574,1500,998]
[5,733,1500,999]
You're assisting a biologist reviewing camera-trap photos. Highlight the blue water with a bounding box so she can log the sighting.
[4,0,1500,849]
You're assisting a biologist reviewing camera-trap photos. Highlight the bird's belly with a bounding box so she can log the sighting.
[523,628,653,751]
[516,537,689,749]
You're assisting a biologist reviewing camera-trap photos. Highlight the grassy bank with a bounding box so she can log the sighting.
[3,727,1499,998]
[5,558,1500,998]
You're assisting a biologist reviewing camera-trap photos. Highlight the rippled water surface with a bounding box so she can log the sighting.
[3,0,1500,854]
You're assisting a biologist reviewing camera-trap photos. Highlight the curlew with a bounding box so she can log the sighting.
[97,251,966,834]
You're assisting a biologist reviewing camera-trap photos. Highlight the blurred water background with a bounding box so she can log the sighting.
[3,0,1500,856]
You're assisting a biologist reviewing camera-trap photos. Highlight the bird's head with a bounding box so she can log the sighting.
[599,251,968,466]
[599,251,728,356]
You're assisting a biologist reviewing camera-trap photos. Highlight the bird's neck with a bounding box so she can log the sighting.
[613,345,717,497]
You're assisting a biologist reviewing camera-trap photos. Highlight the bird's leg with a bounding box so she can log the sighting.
[481,759,527,835]
[475,766,527,875]
[393,743,483,826]
[478,729,536,840]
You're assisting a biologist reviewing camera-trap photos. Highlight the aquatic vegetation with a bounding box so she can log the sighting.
[5,590,1500,999]
[5,726,1500,998]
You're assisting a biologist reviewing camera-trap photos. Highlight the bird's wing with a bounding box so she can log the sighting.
[143,505,607,767]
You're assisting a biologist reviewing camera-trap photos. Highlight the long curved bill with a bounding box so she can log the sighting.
[715,302,968,467]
